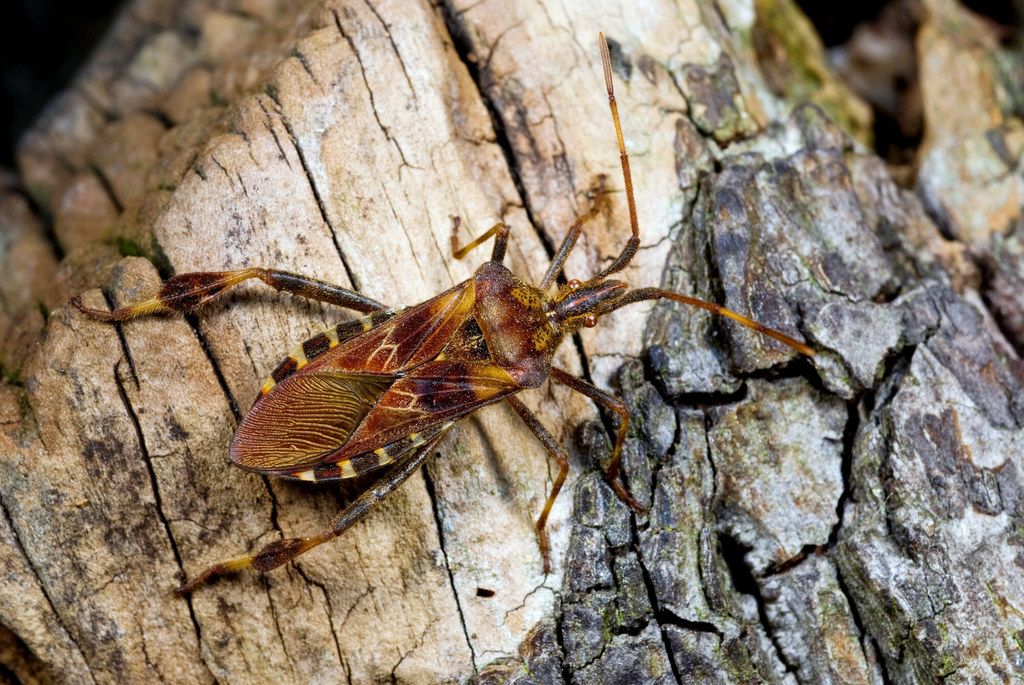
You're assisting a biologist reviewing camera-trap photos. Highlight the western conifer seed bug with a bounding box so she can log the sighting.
[73,34,814,593]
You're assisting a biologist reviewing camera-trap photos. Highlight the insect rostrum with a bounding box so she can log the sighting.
[72,34,814,594]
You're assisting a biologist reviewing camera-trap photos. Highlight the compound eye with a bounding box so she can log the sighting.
[584,314,598,328]
[567,279,582,290]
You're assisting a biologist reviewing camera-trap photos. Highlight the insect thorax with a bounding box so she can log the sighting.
[473,262,560,388]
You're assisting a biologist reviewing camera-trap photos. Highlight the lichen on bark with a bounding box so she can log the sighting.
[2,0,1023,682]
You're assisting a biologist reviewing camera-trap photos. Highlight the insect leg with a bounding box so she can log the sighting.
[505,396,568,574]
[72,267,385,322]
[539,175,608,289]
[450,218,510,264]
[549,367,645,513]
[176,434,442,594]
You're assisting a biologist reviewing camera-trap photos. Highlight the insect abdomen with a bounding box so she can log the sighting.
[280,421,454,483]
[257,308,403,399]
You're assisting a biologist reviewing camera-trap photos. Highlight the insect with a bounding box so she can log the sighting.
[73,34,814,593]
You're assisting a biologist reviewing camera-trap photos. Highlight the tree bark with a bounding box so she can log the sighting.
[1,0,1022,683]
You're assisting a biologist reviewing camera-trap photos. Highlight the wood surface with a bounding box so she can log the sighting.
[2,0,1023,682]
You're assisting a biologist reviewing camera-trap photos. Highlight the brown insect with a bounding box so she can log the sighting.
[73,34,814,593]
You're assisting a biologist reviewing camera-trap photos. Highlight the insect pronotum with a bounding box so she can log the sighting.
[73,33,814,593]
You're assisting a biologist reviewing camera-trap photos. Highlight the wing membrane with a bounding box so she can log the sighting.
[333,361,519,459]
[231,372,394,472]
[277,420,454,482]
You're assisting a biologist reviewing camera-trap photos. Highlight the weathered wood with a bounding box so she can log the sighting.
[1,0,1022,683]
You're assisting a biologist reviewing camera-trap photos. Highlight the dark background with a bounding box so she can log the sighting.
[1,0,122,168]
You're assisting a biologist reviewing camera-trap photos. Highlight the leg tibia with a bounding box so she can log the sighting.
[506,396,569,574]
[549,367,645,514]
[541,175,607,289]
[175,435,437,594]
[73,268,269,322]
[74,267,385,322]
[451,219,510,263]
[175,532,329,594]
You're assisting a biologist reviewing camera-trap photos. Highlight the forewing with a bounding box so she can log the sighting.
[317,280,475,375]
[277,420,454,483]
[334,361,519,459]
[230,372,394,473]
[255,307,403,400]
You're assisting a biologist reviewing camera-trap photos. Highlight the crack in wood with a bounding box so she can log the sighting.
[111,358,215,682]
[420,462,479,671]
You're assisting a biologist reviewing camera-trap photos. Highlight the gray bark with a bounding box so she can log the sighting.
[1,0,1022,683]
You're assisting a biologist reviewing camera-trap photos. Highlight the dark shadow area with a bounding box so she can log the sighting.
[797,0,1021,167]
[798,0,1020,47]
[0,0,121,168]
